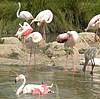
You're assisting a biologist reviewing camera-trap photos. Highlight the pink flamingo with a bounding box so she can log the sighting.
[30,10,53,41]
[17,2,33,21]
[85,14,100,42]
[24,32,43,65]
[56,31,79,75]
[15,74,54,95]
[15,22,33,38]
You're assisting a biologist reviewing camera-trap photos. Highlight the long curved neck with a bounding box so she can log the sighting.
[45,11,53,23]
[16,77,26,95]
[17,2,21,18]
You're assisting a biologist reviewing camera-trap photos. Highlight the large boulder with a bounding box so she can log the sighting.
[0,37,24,59]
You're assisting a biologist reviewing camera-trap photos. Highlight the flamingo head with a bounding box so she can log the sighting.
[15,74,25,83]
[24,36,32,44]
[18,2,20,5]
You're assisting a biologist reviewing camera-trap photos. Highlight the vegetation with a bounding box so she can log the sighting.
[0,0,100,40]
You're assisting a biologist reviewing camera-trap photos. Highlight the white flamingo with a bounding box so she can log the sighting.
[15,22,33,38]
[30,10,53,41]
[15,74,54,95]
[56,31,78,49]
[24,32,43,64]
[17,2,33,21]
[56,31,79,74]
[25,32,43,43]
[85,14,100,42]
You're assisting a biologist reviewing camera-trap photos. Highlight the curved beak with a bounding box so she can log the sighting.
[30,20,34,25]
[15,77,19,83]
[15,79,17,83]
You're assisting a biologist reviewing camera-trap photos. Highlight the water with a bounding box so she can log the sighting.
[0,65,100,99]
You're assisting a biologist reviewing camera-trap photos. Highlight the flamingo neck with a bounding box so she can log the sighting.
[16,77,26,95]
[69,34,78,46]
[45,11,53,23]
[17,3,21,18]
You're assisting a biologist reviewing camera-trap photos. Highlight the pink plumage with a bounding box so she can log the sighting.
[85,14,100,31]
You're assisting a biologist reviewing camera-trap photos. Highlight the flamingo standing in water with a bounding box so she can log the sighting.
[15,74,54,95]
[17,2,33,21]
[82,47,97,78]
[15,22,33,38]
[85,14,100,42]
[56,31,79,75]
[30,10,53,41]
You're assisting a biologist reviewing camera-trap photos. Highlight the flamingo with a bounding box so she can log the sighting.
[85,14,100,42]
[17,2,33,21]
[15,22,33,38]
[15,74,54,95]
[56,31,79,75]
[25,32,43,43]
[30,10,53,41]
[24,32,43,65]
[82,47,97,78]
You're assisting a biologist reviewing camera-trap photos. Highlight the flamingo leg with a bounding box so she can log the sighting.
[42,23,46,42]
[71,52,76,76]
[82,58,89,78]
[64,43,69,75]
[29,45,32,66]
[90,59,95,76]
[64,51,68,75]
[33,44,37,66]
[71,47,77,76]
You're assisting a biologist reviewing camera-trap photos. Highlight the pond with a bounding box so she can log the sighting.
[0,65,100,99]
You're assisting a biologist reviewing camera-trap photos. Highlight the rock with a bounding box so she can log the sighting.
[0,37,24,59]
[80,58,100,67]
[1,37,22,45]
[78,32,99,46]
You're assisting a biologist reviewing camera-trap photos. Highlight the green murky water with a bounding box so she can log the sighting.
[0,65,100,99]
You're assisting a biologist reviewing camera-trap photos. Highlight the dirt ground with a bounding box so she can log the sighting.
[0,32,100,72]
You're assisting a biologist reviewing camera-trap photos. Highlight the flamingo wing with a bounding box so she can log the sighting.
[20,11,33,20]
[56,33,70,43]
[32,84,49,95]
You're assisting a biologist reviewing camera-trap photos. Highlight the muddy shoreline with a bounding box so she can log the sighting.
[0,32,100,72]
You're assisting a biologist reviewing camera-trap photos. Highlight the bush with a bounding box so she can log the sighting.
[0,0,100,40]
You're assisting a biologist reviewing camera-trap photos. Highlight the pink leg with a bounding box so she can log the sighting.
[64,52,68,75]
[71,49,77,76]
[42,24,46,42]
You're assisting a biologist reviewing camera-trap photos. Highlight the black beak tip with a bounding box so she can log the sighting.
[15,79,17,83]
